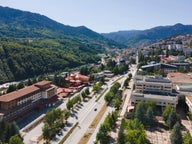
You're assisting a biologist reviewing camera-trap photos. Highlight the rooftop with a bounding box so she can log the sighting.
[132,92,177,101]
[34,80,52,87]
[167,72,192,85]
[0,85,40,102]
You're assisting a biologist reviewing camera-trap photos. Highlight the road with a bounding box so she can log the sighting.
[62,76,121,144]
[22,73,130,144]
[22,87,88,144]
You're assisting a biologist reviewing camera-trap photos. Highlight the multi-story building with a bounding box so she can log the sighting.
[0,81,57,121]
[134,75,172,94]
[131,75,178,107]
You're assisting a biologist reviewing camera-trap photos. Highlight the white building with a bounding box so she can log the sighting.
[134,75,172,94]
[131,75,178,107]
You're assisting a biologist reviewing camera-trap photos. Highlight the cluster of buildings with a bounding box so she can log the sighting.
[130,71,192,111]
[57,73,89,98]
[0,72,90,122]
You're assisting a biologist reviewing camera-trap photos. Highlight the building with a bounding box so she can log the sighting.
[172,63,190,71]
[186,96,192,112]
[131,93,178,107]
[141,63,177,75]
[134,75,173,94]
[0,81,57,121]
[65,73,89,87]
[131,75,178,107]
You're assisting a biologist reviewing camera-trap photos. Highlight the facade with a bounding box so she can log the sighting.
[131,93,178,107]
[0,81,57,121]
[134,75,172,94]
[131,75,178,107]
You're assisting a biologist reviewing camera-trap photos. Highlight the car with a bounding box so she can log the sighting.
[94,108,97,111]
[57,131,63,136]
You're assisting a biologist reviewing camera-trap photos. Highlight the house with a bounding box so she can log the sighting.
[0,81,57,121]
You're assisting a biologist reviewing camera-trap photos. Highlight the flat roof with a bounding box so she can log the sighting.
[0,85,40,102]
[132,92,177,101]
[34,80,52,87]
[167,72,192,85]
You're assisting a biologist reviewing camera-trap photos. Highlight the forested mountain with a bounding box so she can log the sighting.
[0,6,124,83]
[102,23,192,48]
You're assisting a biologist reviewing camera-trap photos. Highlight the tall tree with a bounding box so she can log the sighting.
[162,104,173,121]
[135,101,145,124]
[146,107,155,127]
[166,110,180,129]
[170,122,182,144]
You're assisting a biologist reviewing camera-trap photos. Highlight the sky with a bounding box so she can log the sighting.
[0,0,192,33]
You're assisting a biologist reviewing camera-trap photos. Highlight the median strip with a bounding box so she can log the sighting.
[59,122,79,144]
[78,103,107,144]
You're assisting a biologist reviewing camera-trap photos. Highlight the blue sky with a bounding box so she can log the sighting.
[0,0,191,33]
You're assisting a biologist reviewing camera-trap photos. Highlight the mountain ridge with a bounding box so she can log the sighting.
[102,23,192,47]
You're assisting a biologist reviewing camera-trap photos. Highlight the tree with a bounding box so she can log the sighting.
[17,81,25,90]
[85,88,90,95]
[117,119,125,144]
[128,73,132,79]
[114,99,120,110]
[42,108,64,141]
[96,124,109,144]
[7,84,17,93]
[135,101,145,124]
[81,91,87,100]
[170,122,182,144]
[9,134,24,144]
[104,92,114,103]
[166,110,180,129]
[162,104,173,121]
[146,107,155,127]
[183,131,192,144]
[125,119,148,144]
[80,66,89,75]
[123,78,129,88]
[27,79,33,86]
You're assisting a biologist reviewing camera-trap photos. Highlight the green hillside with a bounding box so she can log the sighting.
[0,6,124,83]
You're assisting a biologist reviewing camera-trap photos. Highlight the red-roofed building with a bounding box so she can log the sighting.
[66,73,89,87]
[0,80,57,121]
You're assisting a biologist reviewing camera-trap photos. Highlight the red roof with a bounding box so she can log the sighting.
[0,85,40,102]
[63,88,73,93]
[34,80,52,87]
